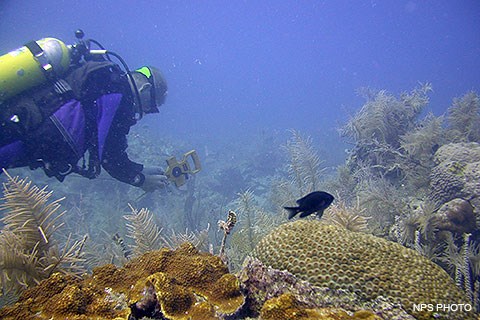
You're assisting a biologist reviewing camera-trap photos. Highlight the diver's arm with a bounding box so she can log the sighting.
[101,132,145,187]
[102,139,168,190]
[100,101,146,186]
[101,112,168,189]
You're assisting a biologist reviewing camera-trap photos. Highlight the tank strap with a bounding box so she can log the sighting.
[53,79,72,95]
[24,40,58,82]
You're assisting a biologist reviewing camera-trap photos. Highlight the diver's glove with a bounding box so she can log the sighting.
[140,166,169,192]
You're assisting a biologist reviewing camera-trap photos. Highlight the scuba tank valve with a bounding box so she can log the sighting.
[70,29,144,119]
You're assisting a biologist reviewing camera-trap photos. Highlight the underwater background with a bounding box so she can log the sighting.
[1,1,480,319]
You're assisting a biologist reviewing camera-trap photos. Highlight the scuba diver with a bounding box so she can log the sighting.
[0,30,169,192]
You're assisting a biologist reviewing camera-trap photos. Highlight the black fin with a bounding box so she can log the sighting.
[316,209,325,219]
[284,206,300,219]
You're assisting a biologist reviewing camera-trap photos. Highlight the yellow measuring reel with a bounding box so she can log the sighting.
[164,150,201,187]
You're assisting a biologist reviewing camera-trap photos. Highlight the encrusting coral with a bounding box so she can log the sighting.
[260,293,382,320]
[0,242,245,319]
[252,220,475,319]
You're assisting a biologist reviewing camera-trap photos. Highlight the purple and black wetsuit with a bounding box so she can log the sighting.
[0,60,145,187]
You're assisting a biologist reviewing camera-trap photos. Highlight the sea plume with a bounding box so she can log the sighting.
[0,170,86,306]
[124,204,164,257]
[323,196,370,233]
[123,204,210,258]
[447,91,480,142]
[284,129,325,195]
[271,130,327,216]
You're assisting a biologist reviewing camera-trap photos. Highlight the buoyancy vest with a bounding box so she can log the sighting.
[0,60,128,181]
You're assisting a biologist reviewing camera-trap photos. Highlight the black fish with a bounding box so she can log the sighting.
[284,191,334,219]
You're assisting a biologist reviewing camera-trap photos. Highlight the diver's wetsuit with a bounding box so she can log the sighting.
[0,60,145,187]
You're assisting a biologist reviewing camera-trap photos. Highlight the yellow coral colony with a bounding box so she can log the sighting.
[0,243,244,319]
[253,220,474,319]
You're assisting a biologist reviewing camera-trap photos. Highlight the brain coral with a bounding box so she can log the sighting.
[433,142,480,164]
[429,142,480,210]
[253,220,474,320]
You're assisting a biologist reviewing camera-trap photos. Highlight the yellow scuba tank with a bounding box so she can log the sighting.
[0,37,70,102]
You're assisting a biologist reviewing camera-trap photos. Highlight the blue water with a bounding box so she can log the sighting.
[1,2,480,314]
[1,1,478,156]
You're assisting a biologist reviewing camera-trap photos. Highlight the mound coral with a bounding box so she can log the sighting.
[0,242,244,319]
[429,142,480,213]
[252,220,474,319]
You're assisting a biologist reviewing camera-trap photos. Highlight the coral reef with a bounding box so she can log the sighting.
[380,139,480,289]
[252,220,474,319]
[0,243,245,319]
[356,177,409,236]
[283,129,325,195]
[269,130,328,219]
[122,202,211,262]
[341,84,432,184]
[335,85,451,238]
[399,113,447,189]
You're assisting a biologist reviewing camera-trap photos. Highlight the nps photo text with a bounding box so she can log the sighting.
[413,303,473,313]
